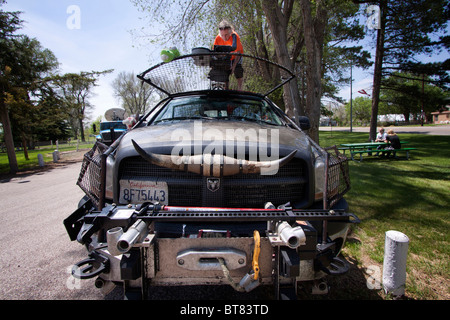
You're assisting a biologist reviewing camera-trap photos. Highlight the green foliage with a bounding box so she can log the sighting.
[51,70,113,141]
[322,0,372,100]
[380,72,449,120]
[344,96,372,125]
[379,0,449,69]
[0,6,61,165]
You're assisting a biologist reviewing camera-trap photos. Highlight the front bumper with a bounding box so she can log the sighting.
[64,202,359,296]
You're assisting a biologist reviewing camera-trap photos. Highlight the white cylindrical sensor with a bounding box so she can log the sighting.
[383,230,409,296]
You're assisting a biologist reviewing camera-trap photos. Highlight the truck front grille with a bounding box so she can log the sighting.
[118,156,307,208]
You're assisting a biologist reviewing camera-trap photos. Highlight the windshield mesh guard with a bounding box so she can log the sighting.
[137,52,295,97]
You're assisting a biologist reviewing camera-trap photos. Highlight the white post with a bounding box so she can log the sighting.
[52,151,59,163]
[383,230,409,297]
[37,154,45,167]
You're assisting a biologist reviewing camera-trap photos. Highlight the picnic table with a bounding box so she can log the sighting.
[339,141,416,161]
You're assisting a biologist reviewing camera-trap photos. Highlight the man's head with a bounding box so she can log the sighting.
[219,20,232,41]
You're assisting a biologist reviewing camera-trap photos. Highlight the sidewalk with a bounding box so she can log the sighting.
[319,125,450,136]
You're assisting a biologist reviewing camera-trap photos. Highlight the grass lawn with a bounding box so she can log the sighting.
[0,141,94,175]
[319,130,449,300]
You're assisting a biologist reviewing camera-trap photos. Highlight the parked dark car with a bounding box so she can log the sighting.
[95,108,128,146]
[65,49,358,299]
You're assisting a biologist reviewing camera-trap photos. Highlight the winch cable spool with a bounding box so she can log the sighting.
[218,230,261,292]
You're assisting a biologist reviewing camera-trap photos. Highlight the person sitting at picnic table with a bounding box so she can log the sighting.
[383,129,401,158]
[375,128,387,142]
[375,127,387,155]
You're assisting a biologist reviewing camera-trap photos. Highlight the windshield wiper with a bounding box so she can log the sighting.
[228,115,261,123]
[228,115,281,126]
[153,116,214,124]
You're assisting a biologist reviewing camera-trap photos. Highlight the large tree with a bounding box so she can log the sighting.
[112,71,155,116]
[260,0,303,120]
[345,96,371,125]
[52,70,112,142]
[355,0,449,140]
[131,0,370,143]
[0,3,22,173]
[380,72,449,123]
[1,4,59,172]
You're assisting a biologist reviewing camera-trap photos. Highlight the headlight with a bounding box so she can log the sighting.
[105,155,115,200]
[314,155,325,201]
[311,144,326,202]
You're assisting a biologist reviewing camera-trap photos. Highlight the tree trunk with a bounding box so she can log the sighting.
[21,134,29,161]
[0,98,18,174]
[261,0,303,120]
[403,112,409,124]
[299,0,327,143]
[369,1,386,141]
[78,117,85,142]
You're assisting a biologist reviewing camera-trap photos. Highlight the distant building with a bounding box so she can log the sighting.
[431,106,450,124]
[377,114,405,122]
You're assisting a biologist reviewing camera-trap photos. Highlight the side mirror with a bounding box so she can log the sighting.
[298,116,311,131]
[291,116,311,131]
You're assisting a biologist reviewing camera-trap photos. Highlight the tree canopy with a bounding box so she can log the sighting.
[1,3,60,172]
[356,0,450,140]
[112,71,155,116]
[51,70,113,142]
[130,0,372,142]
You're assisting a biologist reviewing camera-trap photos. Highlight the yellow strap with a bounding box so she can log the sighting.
[252,230,261,280]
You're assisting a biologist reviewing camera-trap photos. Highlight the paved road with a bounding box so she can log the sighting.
[0,162,105,300]
[319,125,450,135]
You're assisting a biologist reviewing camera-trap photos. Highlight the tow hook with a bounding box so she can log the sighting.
[219,230,262,293]
[238,230,261,292]
[72,251,110,279]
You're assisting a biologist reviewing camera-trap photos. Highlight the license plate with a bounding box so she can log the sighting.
[119,180,168,205]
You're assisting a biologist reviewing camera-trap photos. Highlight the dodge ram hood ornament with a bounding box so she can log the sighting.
[132,139,296,177]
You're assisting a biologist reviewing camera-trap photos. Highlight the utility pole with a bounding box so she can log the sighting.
[350,60,353,133]
[421,74,425,126]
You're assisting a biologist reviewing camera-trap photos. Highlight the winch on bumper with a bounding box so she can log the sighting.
[65,201,359,298]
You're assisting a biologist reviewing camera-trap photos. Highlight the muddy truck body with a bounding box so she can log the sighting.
[64,50,358,299]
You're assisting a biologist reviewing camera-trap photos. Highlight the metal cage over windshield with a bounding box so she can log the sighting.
[137,51,295,97]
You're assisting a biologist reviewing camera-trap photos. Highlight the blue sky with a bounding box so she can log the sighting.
[3,1,448,121]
